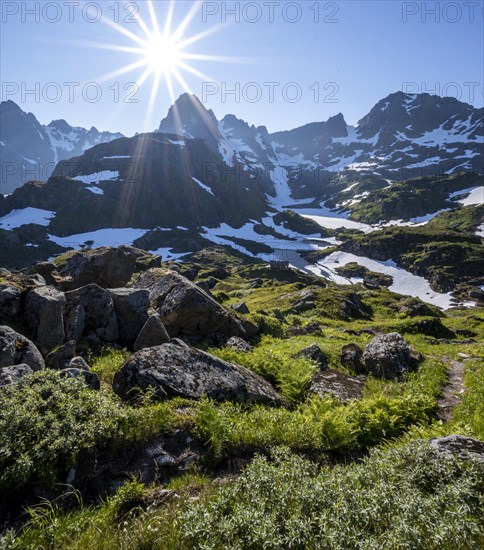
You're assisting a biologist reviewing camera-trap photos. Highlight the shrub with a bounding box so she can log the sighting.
[181,444,484,549]
[0,371,129,492]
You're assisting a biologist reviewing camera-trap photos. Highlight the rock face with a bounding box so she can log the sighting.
[64,284,118,343]
[428,435,484,462]
[108,288,149,348]
[0,325,45,371]
[57,247,138,290]
[309,370,365,402]
[294,343,328,370]
[136,270,254,340]
[362,333,420,379]
[0,364,33,387]
[113,342,287,406]
[24,286,66,348]
[133,314,170,352]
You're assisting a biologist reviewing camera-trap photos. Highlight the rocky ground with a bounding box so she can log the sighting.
[0,245,483,548]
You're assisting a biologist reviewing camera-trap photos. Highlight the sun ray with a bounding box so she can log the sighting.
[176,61,216,84]
[172,1,203,41]
[95,58,149,85]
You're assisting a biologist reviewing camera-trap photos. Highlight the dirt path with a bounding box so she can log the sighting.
[436,357,466,422]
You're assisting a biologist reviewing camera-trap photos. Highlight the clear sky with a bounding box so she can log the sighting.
[1,0,483,136]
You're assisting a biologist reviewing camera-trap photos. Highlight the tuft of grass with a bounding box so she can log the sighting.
[89,346,130,386]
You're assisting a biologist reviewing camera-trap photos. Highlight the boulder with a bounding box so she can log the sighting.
[64,284,118,343]
[68,356,91,371]
[45,340,77,369]
[56,247,139,290]
[0,285,21,323]
[340,343,364,373]
[428,435,484,462]
[113,342,287,406]
[362,332,421,379]
[226,336,253,353]
[24,286,66,348]
[108,288,150,348]
[232,302,250,315]
[286,321,323,336]
[135,270,254,340]
[133,314,170,351]
[0,325,45,371]
[309,370,365,403]
[60,368,100,390]
[0,364,34,387]
[294,343,328,370]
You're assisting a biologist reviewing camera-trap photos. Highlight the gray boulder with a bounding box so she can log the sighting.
[0,325,45,371]
[60,368,100,390]
[232,302,250,315]
[133,314,170,351]
[362,332,421,379]
[68,356,91,371]
[226,336,253,353]
[0,364,34,387]
[294,342,328,370]
[108,288,150,348]
[135,270,256,340]
[113,342,287,406]
[45,340,77,369]
[24,286,66,348]
[309,370,365,403]
[428,435,484,462]
[0,285,21,323]
[64,284,118,343]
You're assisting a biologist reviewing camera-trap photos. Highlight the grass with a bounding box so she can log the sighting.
[8,443,483,549]
[89,346,131,386]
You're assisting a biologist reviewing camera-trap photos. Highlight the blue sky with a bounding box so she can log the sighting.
[1,1,482,135]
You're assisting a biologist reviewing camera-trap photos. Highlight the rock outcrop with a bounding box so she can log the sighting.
[0,364,34,387]
[113,342,287,406]
[362,333,421,379]
[135,270,256,340]
[24,286,66,348]
[133,314,170,351]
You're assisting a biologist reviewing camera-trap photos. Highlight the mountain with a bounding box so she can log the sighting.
[0,100,123,194]
[0,91,482,304]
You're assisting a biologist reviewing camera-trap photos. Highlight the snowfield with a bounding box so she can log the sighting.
[307,251,460,309]
[49,227,148,249]
[0,208,55,229]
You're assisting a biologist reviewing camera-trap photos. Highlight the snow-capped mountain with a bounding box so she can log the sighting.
[0,91,482,306]
[0,100,123,194]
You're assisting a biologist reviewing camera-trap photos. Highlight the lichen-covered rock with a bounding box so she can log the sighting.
[309,370,365,403]
[0,325,45,371]
[0,364,33,387]
[133,314,170,351]
[113,342,287,406]
[362,332,421,379]
[428,435,484,462]
[64,284,118,343]
[226,336,253,353]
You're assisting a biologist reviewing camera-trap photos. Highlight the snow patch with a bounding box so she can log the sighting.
[0,207,55,229]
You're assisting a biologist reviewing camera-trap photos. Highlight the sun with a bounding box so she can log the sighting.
[143,32,182,74]
[85,0,238,129]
